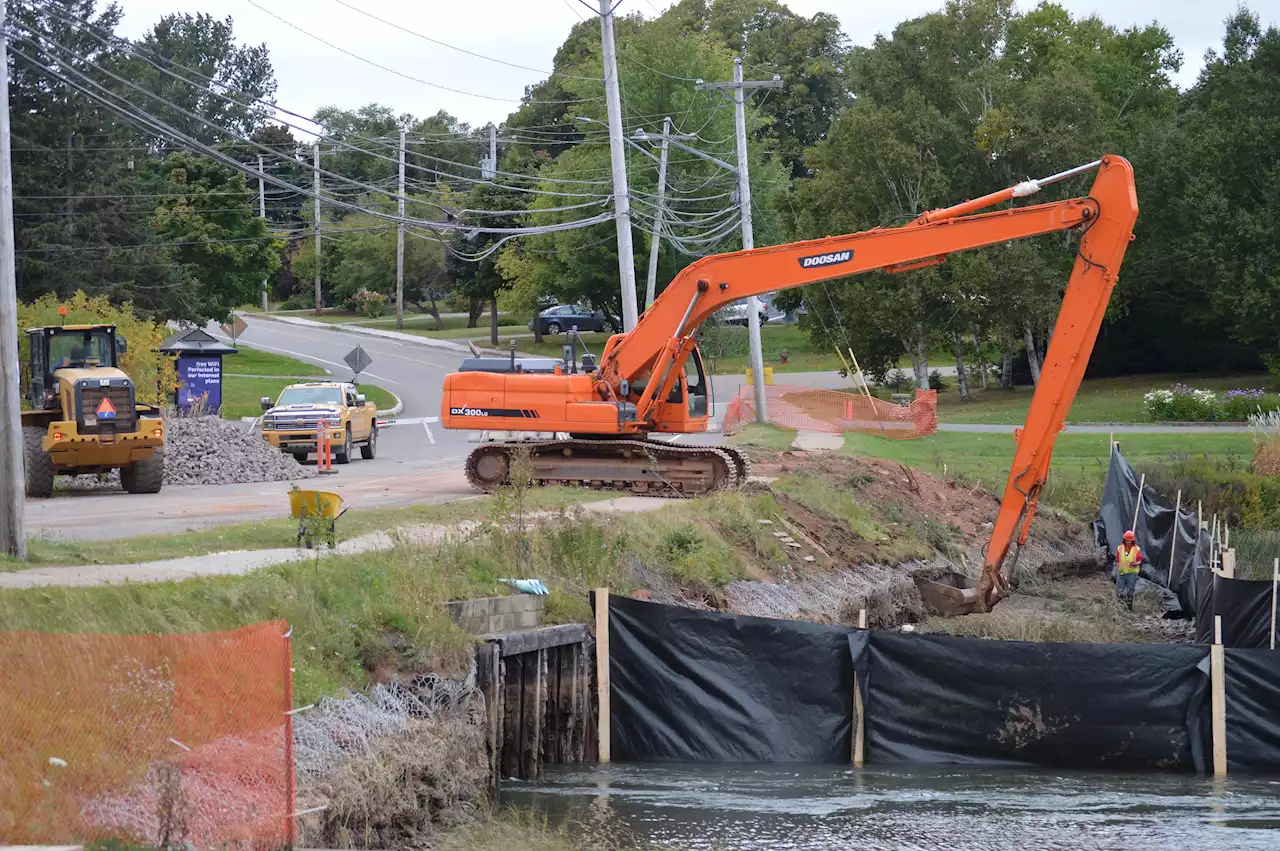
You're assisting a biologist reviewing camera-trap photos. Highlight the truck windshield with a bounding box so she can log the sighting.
[50,330,113,369]
[276,387,343,406]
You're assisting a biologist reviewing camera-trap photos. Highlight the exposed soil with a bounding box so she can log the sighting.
[637,450,1143,639]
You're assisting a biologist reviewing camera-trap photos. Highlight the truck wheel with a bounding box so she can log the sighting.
[360,426,377,460]
[293,452,310,465]
[23,426,54,499]
[121,447,165,494]
[335,427,352,465]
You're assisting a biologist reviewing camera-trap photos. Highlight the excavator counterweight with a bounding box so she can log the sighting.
[442,156,1139,612]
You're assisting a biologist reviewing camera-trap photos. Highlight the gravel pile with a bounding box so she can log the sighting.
[163,415,317,486]
[55,415,315,491]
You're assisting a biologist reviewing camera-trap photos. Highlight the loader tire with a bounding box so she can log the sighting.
[23,426,54,499]
[121,447,165,494]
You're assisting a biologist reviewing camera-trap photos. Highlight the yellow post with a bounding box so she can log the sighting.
[1212,614,1227,777]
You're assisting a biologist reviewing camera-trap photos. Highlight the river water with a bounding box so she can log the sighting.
[502,763,1280,850]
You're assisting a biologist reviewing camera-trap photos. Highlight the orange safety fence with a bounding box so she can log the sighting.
[723,385,938,439]
[0,621,294,849]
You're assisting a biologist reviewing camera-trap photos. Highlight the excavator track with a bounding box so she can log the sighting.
[465,438,749,498]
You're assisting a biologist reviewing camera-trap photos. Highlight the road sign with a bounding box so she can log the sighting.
[344,345,373,377]
[218,314,248,341]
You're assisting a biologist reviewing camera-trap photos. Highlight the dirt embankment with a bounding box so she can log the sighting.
[623,450,1102,632]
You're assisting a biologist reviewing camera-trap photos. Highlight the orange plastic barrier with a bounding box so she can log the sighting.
[0,621,294,848]
[723,385,937,439]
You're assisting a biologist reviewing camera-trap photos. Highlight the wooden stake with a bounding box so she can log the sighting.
[1271,558,1278,652]
[1225,523,1230,550]
[593,588,611,764]
[1211,614,1227,777]
[1169,490,1182,583]
[1109,432,1114,458]
[1222,549,1236,580]
[853,609,867,767]
[1131,473,1146,532]
[849,348,876,404]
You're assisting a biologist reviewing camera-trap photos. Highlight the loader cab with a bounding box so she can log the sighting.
[26,325,126,411]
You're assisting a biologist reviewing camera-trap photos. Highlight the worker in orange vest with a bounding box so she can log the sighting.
[1116,529,1143,610]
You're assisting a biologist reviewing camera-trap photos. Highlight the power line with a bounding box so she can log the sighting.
[327,0,602,82]
[245,0,601,105]
[11,41,616,237]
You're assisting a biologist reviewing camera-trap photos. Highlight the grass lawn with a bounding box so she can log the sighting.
[389,323,529,341]
[222,372,397,418]
[224,346,326,377]
[934,373,1280,425]
[840,429,1253,519]
[734,422,1251,519]
[9,487,609,570]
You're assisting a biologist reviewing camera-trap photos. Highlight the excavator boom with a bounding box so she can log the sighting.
[442,156,1139,610]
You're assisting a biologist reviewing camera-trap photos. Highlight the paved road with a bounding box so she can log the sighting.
[222,314,478,470]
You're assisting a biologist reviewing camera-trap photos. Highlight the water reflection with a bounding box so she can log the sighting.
[502,763,1280,850]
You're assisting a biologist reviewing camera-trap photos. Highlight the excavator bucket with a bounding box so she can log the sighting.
[915,572,984,617]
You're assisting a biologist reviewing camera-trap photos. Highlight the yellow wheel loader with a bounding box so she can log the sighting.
[21,323,165,498]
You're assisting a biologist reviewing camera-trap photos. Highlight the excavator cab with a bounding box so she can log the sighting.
[659,347,709,427]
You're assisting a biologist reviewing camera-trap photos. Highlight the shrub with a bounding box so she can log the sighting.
[1144,384,1280,423]
[280,293,314,310]
[1142,385,1221,421]
[347,289,388,318]
[18,291,175,406]
[928,369,948,391]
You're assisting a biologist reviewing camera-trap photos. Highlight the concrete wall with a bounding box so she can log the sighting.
[444,594,544,634]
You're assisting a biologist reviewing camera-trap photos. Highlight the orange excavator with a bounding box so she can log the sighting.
[442,155,1138,609]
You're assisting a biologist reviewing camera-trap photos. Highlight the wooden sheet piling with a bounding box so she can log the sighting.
[1212,614,1227,777]
[853,609,867,767]
[594,587,611,764]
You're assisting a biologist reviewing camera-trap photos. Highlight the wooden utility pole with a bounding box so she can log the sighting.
[313,143,322,315]
[396,129,406,329]
[645,117,672,309]
[599,0,639,332]
[697,59,782,423]
[0,0,26,558]
[258,153,268,312]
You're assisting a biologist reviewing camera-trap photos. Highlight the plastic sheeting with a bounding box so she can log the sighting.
[607,595,855,762]
[1194,568,1280,648]
[1094,448,1208,617]
[1224,648,1280,773]
[860,630,1208,771]
[608,597,1212,772]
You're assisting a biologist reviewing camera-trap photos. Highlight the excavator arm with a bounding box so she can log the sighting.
[601,155,1138,609]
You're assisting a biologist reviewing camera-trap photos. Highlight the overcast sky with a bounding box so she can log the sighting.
[114,0,1271,130]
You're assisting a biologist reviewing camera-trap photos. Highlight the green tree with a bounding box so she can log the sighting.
[127,12,276,144]
[149,152,281,322]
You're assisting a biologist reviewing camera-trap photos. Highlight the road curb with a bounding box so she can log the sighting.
[377,389,404,418]
[243,311,471,353]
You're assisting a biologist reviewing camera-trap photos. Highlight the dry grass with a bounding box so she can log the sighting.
[298,698,491,849]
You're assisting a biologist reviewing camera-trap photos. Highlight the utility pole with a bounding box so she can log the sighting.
[482,123,497,180]
[0,1,26,558]
[313,143,322,316]
[698,58,782,423]
[257,153,267,312]
[599,0,639,332]
[396,129,406,329]
[641,117,695,309]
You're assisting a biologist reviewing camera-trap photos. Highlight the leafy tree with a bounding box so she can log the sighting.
[127,12,276,144]
[148,152,281,322]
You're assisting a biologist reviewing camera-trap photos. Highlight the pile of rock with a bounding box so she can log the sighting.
[162,415,317,486]
[56,415,316,491]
